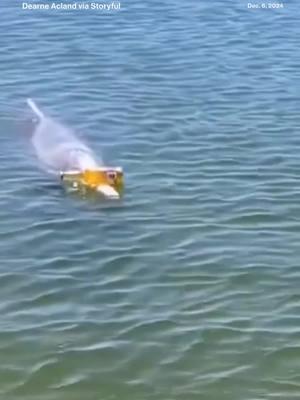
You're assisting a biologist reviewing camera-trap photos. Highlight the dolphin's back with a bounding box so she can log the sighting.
[27,99,100,173]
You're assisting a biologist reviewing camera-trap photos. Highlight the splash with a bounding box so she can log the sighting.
[27,98,102,174]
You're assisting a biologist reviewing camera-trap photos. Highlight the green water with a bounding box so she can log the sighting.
[1,0,300,399]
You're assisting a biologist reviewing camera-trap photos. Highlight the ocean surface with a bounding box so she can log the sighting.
[0,0,300,399]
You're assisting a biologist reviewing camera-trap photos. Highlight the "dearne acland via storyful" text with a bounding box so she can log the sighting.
[22,2,121,10]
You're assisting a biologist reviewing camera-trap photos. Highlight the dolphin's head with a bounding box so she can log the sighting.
[61,167,124,199]
[82,168,123,198]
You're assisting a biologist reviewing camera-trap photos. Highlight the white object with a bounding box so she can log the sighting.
[97,185,120,199]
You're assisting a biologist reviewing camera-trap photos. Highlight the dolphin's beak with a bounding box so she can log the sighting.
[96,185,120,199]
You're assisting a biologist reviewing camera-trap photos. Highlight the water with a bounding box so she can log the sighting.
[0,0,300,399]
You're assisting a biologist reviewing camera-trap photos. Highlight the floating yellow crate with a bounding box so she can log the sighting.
[60,167,124,199]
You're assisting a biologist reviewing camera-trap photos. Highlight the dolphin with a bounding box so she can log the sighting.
[26,98,120,198]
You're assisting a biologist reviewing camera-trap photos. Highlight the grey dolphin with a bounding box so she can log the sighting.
[26,98,99,173]
[26,99,120,198]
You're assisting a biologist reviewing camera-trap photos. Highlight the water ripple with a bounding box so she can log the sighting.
[0,0,300,399]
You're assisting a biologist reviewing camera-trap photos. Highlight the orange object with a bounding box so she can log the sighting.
[61,167,124,197]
